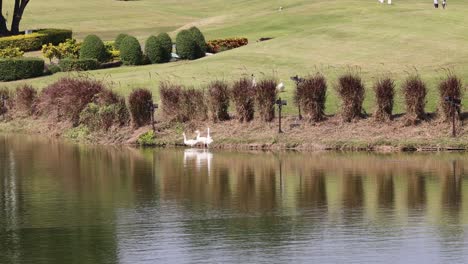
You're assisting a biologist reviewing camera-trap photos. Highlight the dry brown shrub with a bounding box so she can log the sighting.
[232,78,255,122]
[373,77,395,122]
[255,78,277,122]
[160,81,183,122]
[181,87,207,122]
[14,85,37,116]
[128,88,153,128]
[402,75,427,124]
[37,77,105,125]
[335,73,365,122]
[299,74,327,122]
[438,74,463,121]
[0,88,12,117]
[207,80,230,122]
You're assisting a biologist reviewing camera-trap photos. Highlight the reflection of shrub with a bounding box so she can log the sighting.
[402,75,427,124]
[128,88,153,127]
[207,80,230,122]
[79,35,107,62]
[207,38,248,53]
[120,36,143,65]
[232,78,255,122]
[15,85,37,115]
[255,79,277,122]
[439,74,463,121]
[335,73,365,122]
[298,74,327,122]
[373,77,395,122]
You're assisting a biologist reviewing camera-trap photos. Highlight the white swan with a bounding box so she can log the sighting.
[196,130,208,147]
[276,82,285,92]
[206,128,213,147]
[183,132,198,147]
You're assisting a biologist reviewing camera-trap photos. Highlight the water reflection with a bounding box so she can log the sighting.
[1,135,468,263]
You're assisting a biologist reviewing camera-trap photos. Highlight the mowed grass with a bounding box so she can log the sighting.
[3,0,468,114]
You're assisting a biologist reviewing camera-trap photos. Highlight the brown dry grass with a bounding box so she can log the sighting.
[373,77,395,122]
[439,74,464,121]
[402,75,427,125]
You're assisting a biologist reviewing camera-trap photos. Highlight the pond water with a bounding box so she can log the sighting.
[0,135,468,263]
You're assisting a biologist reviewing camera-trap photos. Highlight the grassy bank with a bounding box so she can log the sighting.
[3,0,468,115]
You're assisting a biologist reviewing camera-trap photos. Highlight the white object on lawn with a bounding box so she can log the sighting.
[276,82,285,92]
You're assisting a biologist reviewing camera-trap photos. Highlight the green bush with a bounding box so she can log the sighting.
[37,29,73,45]
[158,33,173,55]
[0,47,24,58]
[47,64,62,74]
[114,33,129,50]
[41,38,81,62]
[79,35,107,62]
[188,26,207,56]
[145,35,171,64]
[0,58,44,81]
[0,29,72,52]
[176,30,201,60]
[120,36,143,65]
[59,58,99,71]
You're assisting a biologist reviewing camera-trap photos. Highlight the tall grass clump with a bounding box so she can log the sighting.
[255,79,277,122]
[373,77,395,122]
[14,85,37,116]
[0,88,12,117]
[335,73,365,122]
[232,78,255,122]
[402,75,427,124]
[128,88,153,128]
[207,80,230,122]
[439,74,463,121]
[160,81,183,122]
[38,77,105,125]
[299,74,327,122]
[181,87,207,122]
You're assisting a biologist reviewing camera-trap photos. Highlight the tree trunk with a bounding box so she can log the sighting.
[0,0,11,36]
[0,0,30,37]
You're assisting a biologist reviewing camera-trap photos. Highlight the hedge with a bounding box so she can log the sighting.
[79,35,107,62]
[120,36,143,65]
[188,26,207,56]
[114,33,129,50]
[59,58,99,72]
[0,58,44,81]
[0,29,72,51]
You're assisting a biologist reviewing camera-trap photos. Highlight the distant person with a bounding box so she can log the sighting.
[434,0,439,8]
[442,0,447,9]
[378,0,384,3]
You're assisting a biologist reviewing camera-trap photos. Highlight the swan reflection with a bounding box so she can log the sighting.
[183,149,213,175]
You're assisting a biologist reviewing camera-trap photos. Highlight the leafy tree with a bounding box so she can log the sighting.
[0,0,31,36]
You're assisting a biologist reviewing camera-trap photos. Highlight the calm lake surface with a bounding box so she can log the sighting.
[1,135,468,264]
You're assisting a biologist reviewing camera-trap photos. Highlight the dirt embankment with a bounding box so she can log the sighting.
[1,113,467,152]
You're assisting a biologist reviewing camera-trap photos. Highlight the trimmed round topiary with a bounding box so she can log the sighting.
[79,34,107,62]
[145,35,171,64]
[176,30,201,60]
[114,33,129,50]
[188,26,207,56]
[120,36,143,65]
[158,32,173,55]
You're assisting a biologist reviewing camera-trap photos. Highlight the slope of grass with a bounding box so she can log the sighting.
[3,0,468,114]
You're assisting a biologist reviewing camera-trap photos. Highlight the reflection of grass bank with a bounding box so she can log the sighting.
[2,113,468,152]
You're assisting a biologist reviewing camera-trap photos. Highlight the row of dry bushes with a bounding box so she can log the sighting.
[0,77,155,131]
[159,78,279,123]
[294,73,463,124]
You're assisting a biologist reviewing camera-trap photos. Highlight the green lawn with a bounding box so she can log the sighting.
[3,0,468,114]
